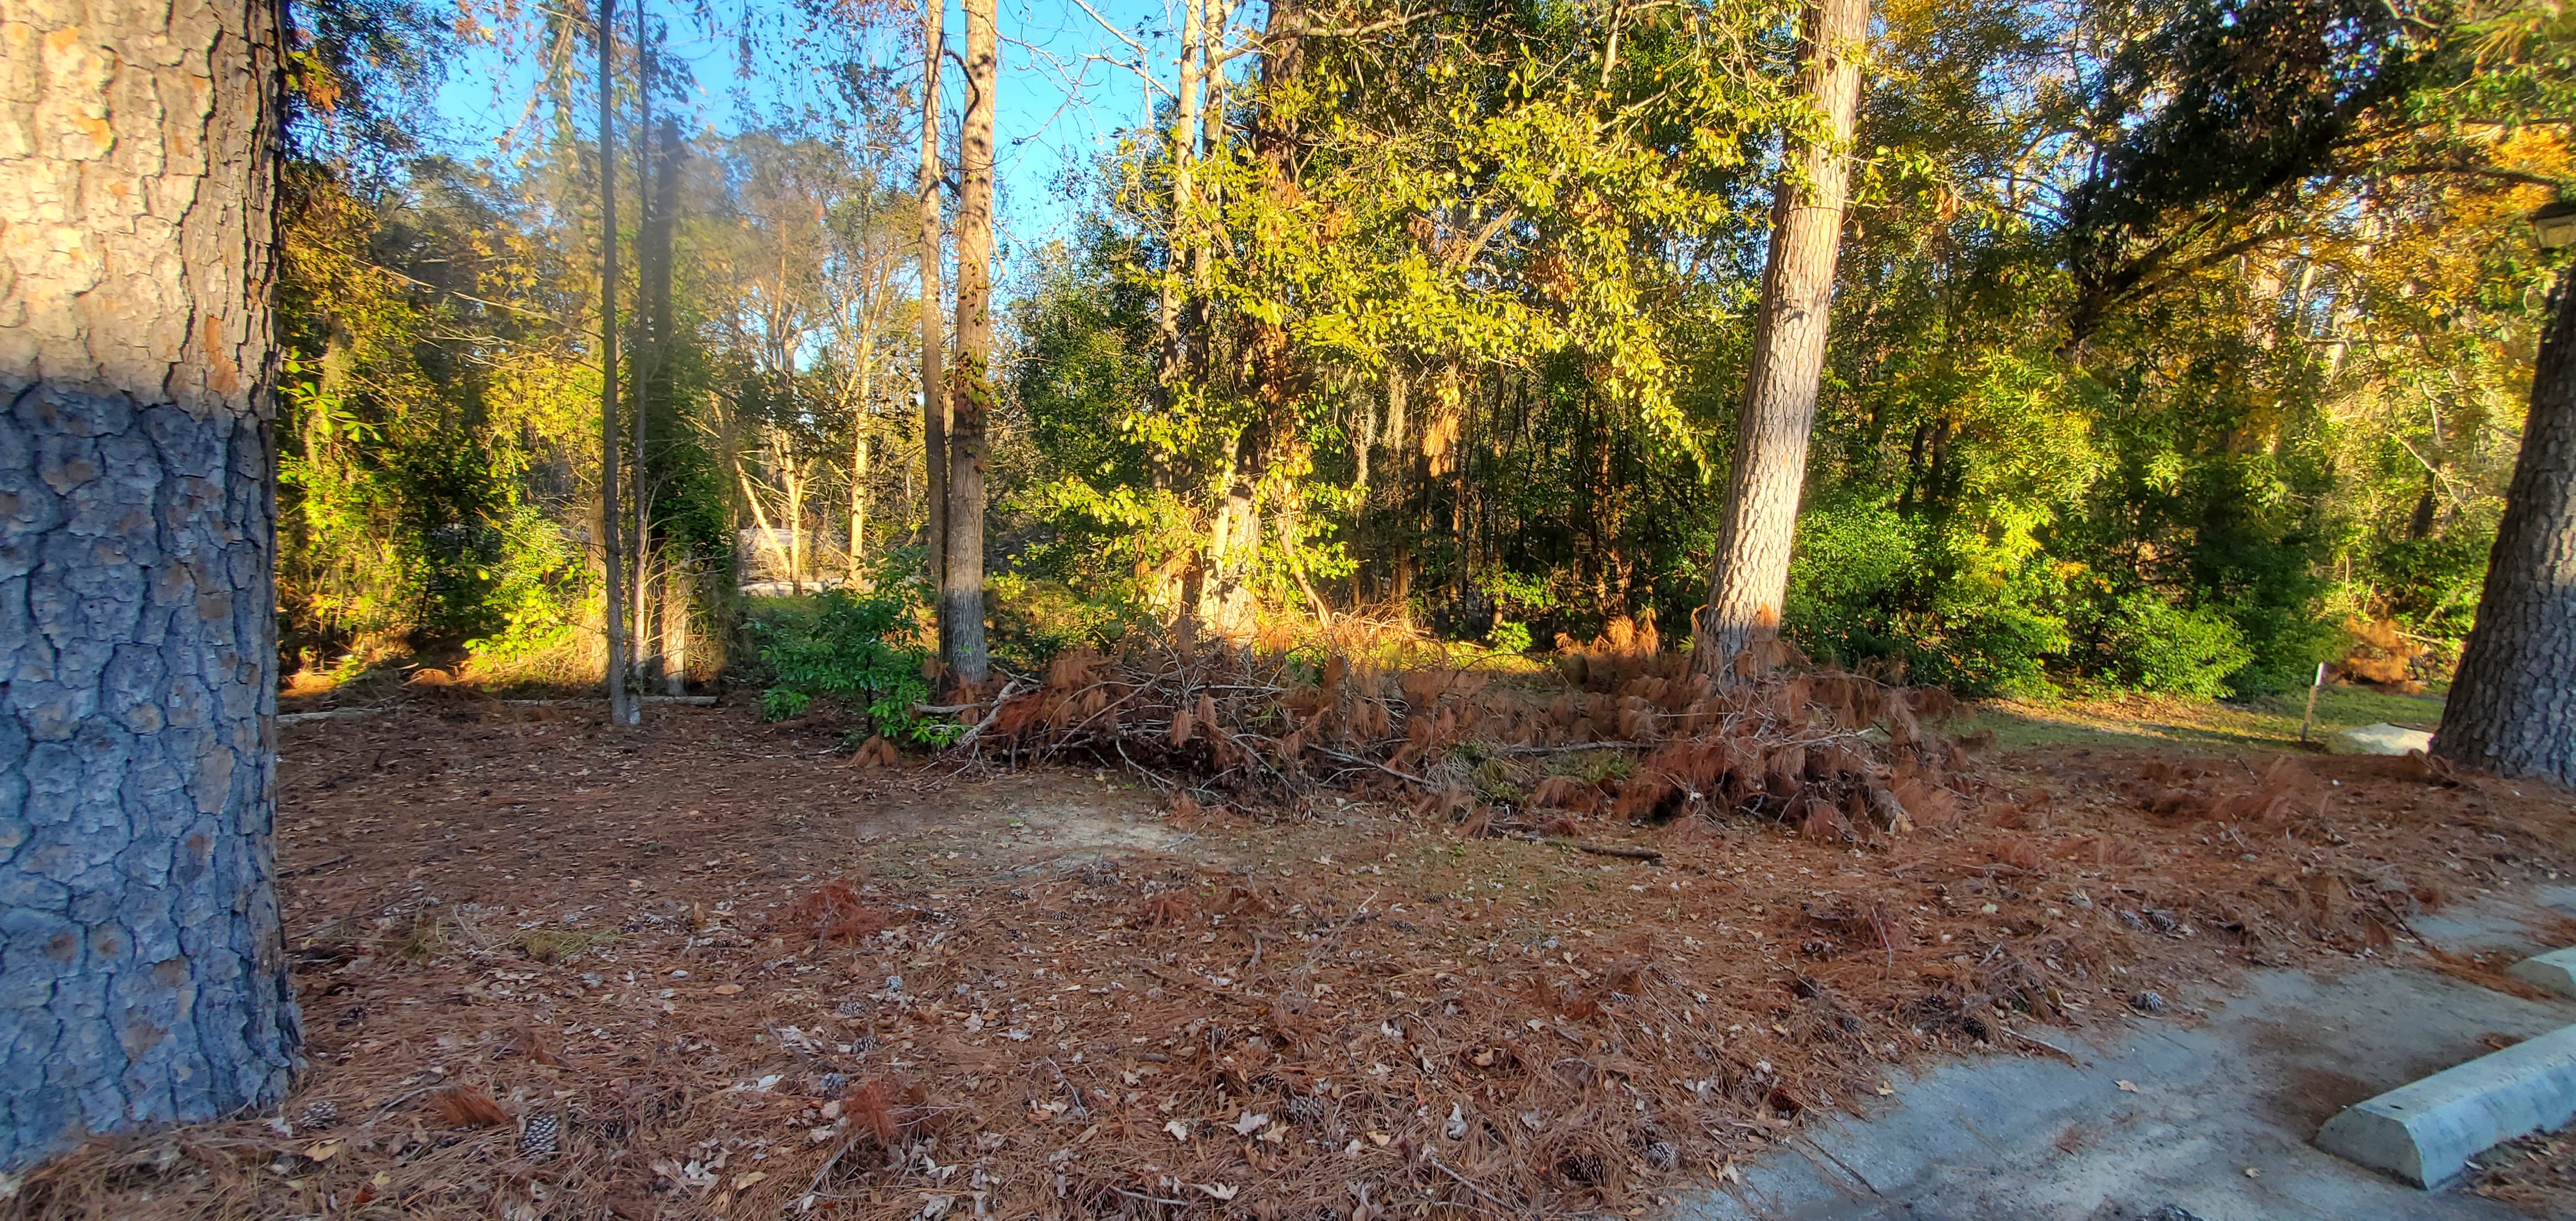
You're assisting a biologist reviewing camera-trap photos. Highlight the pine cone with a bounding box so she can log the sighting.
[518,1113,560,1158]
[299,1100,339,1130]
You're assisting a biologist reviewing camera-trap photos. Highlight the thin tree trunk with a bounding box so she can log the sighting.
[1157,0,1204,389]
[851,433,871,581]
[2436,264,2576,785]
[631,0,654,680]
[0,0,302,1167]
[599,0,636,724]
[852,293,877,584]
[918,0,949,585]
[941,0,997,684]
[787,455,808,595]
[1692,0,1868,683]
[647,115,683,671]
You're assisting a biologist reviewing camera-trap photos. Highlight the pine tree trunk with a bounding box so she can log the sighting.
[597,0,634,725]
[0,0,302,1168]
[1693,0,1867,683]
[917,0,948,588]
[2436,264,2576,786]
[940,0,996,685]
[637,112,679,687]
[629,1,655,688]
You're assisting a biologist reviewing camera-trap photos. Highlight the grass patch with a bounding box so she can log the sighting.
[1960,683,2449,754]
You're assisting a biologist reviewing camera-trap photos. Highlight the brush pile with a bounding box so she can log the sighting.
[964,616,1979,849]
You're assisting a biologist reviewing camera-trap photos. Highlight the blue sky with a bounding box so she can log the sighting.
[427,0,1228,257]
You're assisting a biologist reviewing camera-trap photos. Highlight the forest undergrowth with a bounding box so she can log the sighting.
[12,649,2576,1220]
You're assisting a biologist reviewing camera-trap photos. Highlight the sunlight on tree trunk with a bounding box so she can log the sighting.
[2437,263,2576,785]
[663,565,690,694]
[631,1,658,694]
[941,0,996,685]
[918,0,949,590]
[599,0,636,726]
[0,0,302,1167]
[850,427,870,584]
[1694,0,1869,684]
[735,452,795,584]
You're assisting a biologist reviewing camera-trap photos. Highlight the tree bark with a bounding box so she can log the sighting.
[597,0,634,725]
[639,113,680,686]
[2436,264,2576,786]
[0,0,302,1168]
[917,0,948,588]
[1693,0,1868,683]
[629,0,653,687]
[940,0,995,684]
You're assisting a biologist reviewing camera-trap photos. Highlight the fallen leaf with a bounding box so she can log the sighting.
[1164,1119,1191,1142]
[736,1170,767,1189]
[1473,1049,1496,1067]
[1200,1183,1239,1201]
[303,1140,343,1162]
[2115,1080,2142,1094]
[1368,1131,1392,1147]
[712,983,744,996]
[1232,1111,1270,1135]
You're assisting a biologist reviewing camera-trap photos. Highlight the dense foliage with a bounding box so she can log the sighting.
[276,0,2572,702]
[1008,0,2572,697]
[746,586,944,740]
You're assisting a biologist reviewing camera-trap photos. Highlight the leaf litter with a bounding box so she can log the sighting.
[11,648,2576,1219]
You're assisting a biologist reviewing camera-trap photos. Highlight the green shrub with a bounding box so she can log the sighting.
[750,586,950,743]
[987,571,1137,670]
[2091,592,2252,698]
[1912,601,2068,699]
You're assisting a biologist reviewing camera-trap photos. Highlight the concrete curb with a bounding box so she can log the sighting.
[2316,1023,2576,1187]
[2509,948,2576,999]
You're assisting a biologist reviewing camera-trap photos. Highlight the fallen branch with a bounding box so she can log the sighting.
[946,678,1035,750]
[1425,1151,1520,1217]
[498,695,717,708]
[1566,840,1660,862]
[1507,832,1659,862]
[1486,741,1650,755]
[1315,746,1437,790]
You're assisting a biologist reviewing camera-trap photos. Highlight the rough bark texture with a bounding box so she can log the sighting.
[1694,0,1867,683]
[917,0,946,594]
[939,0,994,685]
[2436,264,2576,787]
[0,0,301,1169]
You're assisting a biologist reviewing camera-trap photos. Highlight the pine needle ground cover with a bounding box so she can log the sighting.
[13,680,2575,1219]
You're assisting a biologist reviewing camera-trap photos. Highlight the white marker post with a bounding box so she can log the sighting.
[2298,661,2327,745]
